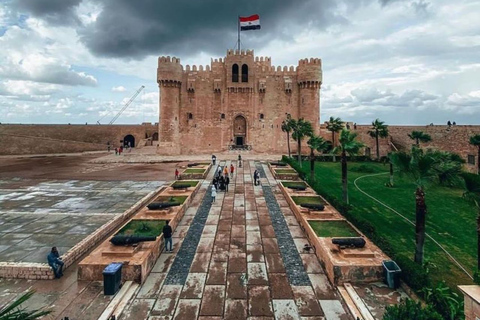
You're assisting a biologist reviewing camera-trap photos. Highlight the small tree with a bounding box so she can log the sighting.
[332,129,364,204]
[0,291,51,320]
[408,131,432,146]
[390,147,464,264]
[326,116,344,162]
[291,118,313,168]
[307,134,329,181]
[281,115,294,158]
[469,134,480,175]
[367,118,389,159]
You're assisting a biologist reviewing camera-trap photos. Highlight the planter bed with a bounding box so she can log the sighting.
[179,163,211,180]
[116,219,166,237]
[78,181,200,284]
[278,179,388,285]
[152,195,188,205]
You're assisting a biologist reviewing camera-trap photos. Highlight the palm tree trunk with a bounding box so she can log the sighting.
[477,146,480,175]
[414,187,427,264]
[389,162,394,186]
[297,138,302,168]
[341,150,348,203]
[416,138,419,146]
[375,133,380,159]
[332,131,336,162]
[287,132,291,158]
[477,212,480,269]
[310,148,315,181]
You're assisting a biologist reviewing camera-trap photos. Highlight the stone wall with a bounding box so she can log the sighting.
[320,124,480,173]
[0,123,158,155]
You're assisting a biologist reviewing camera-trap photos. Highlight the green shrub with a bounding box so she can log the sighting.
[350,164,377,173]
[383,299,443,320]
[395,255,431,291]
[422,282,464,320]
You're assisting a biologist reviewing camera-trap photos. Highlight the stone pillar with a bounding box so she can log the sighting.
[459,285,480,320]
[296,58,322,135]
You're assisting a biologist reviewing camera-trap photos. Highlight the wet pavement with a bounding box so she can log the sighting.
[123,161,351,319]
[0,179,162,263]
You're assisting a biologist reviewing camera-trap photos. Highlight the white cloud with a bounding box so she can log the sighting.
[112,86,126,92]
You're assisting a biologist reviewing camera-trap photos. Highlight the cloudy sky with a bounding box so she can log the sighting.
[0,0,479,125]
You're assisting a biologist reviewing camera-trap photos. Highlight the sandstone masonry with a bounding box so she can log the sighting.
[157,50,322,155]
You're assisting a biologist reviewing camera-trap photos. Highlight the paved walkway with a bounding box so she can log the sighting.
[121,161,350,319]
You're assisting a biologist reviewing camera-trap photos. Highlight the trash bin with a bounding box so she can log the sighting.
[103,262,123,295]
[382,260,401,289]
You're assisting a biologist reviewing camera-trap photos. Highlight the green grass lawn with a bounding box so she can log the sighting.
[117,219,166,237]
[275,169,297,174]
[281,181,307,188]
[301,160,476,288]
[309,220,360,237]
[153,195,188,204]
[183,168,206,174]
[171,180,199,187]
[291,196,325,206]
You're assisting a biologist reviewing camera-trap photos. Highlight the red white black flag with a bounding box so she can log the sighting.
[240,14,261,31]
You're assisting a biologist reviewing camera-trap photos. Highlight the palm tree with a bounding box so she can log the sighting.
[462,173,480,269]
[390,147,464,264]
[408,131,432,146]
[307,135,329,181]
[281,115,294,158]
[0,291,51,320]
[469,134,480,175]
[326,116,344,162]
[332,129,364,204]
[291,118,313,168]
[367,118,389,159]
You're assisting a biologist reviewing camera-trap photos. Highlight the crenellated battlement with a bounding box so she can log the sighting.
[185,65,211,72]
[227,49,254,56]
[298,58,322,65]
[158,56,181,64]
[157,56,183,84]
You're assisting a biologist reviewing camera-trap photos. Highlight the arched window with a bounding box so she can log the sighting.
[241,64,248,82]
[232,64,239,82]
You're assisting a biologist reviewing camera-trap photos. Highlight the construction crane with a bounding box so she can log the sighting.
[97,85,145,125]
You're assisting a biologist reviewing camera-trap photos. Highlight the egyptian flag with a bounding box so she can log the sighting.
[240,14,261,31]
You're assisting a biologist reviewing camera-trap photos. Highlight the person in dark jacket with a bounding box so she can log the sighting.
[163,220,173,253]
[47,247,64,278]
[225,175,230,192]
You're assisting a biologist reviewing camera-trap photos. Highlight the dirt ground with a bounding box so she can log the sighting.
[0,153,184,181]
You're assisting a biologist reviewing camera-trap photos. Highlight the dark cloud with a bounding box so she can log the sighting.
[78,0,341,59]
[14,0,82,25]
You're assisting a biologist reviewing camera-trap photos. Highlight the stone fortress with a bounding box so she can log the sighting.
[156,50,322,155]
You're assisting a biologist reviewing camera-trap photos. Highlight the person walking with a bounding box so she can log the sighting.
[175,168,179,180]
[47,247,64,278]
[211,185,217,202]
[224,165,229,177]
[225,175,230,192]
[230,164,235,177]
[238,154,242,168]
[254,170,259,186]
[217,166,222,177]
[162,220,173,253]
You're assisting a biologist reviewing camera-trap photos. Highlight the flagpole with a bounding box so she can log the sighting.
[237,15,241,51]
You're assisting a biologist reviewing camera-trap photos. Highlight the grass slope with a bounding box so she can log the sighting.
[303,161,476,288]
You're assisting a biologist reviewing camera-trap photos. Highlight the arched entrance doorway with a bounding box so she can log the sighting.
[152,132,159,141]
[123,134,135,148]
[233,115,246,146]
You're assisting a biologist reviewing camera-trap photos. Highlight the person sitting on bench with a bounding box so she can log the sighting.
[47,247,64,278]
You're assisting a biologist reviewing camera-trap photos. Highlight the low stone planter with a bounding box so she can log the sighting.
[268,162,300,180]
[78,180,200,284]
[179,163,211,180]
[278,180,388,285]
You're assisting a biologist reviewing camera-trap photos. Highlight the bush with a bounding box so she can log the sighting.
[383,299,443,320]
[422,282,464,320]
[350,164,377,173]
[395,255,431,291]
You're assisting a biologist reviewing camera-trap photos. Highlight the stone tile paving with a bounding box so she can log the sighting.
[0,178,162,263]
[125,160,351,319]
[163,164,223,285]
[255,164,311,287]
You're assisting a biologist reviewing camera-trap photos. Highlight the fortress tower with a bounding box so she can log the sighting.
[157,50,322,155]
